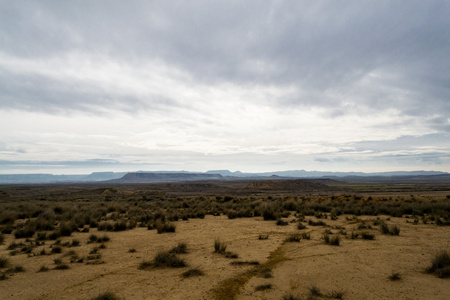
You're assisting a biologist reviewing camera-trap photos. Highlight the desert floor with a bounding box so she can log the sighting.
[1,214,449,300]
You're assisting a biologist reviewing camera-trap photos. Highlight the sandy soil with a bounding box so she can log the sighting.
[0,214,449,300]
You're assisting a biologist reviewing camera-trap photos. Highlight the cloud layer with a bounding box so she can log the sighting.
[1,1,449,173]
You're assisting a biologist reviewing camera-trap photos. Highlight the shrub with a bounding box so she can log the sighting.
[258,235,269,240]
[54,263,69,270]
[323,234,340,246]
[258,267,273,278]
[328,290,345,299]
[282,293,301,300]
[276,219,288,226]
[51,246,62,254]
[0,256,9,268]
[301,232,311,240]
[182,268,204,278]
[153,251,186,268]
[390,225,400,236]
[309,285,322,297]
[285,234,301,243]
[169,242,188,254]
[388,272,401,281]
[297,222,307,230]
[138,261,153,270]
[308,220,326,226]
[14,227,35,239]
[361,232,375,240]
[261,205,277,221]
[7,265,25,273]
[156,221,176,234]
[427,251,450,278]
[380,222,390,234]
[89,291,120,300]
[128,248,136,253]
[214,240,227,253]
[37,265,49,272]
[255,284,272,291]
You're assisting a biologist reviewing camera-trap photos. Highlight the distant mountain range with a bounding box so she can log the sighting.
[0,170,447,184]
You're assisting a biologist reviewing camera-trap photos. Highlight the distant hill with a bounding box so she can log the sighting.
[109,172,223,183]
[0,169,447,184]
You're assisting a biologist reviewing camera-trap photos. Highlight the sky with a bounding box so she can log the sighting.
[1,0,450,174]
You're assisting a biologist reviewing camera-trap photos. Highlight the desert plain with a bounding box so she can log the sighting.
[0,178,449,300]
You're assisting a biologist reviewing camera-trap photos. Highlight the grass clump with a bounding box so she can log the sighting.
[7,265,25,273]
[169,242,188,254]
[153,251,186,268]
[156,221,176,234]
[388,272,401,281]
[258,234,269,240]
[323,234,340,246]
[282,293,301,300]
[214,239,227,253]
[0,256,9,268]
[361,232,375,240]
[255,283,272,291]
[309,284,322,297]
[426,250,450,278]
[181,268,204,278]
[380,222,400,235]
[285,234,301,243]
[37,265,49,272]
[89,291,120,300]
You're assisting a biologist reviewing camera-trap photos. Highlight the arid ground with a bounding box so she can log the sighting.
[0,180,449,299]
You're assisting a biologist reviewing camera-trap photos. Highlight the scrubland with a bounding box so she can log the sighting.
[0,181,449,299]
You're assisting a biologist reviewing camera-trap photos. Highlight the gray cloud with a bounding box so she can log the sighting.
[1,1,449,173]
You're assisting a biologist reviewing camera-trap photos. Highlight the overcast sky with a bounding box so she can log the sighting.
[1,0,449,174]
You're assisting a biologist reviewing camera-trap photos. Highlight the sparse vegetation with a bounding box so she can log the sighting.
[285,234,301,243]
[169,242,188,254]
[0,256,9,268]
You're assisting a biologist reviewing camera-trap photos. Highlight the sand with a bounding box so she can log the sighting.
[0,214,449,300]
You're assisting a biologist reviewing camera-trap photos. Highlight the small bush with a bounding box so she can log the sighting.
[388,272,401,281]
[276,219,288,226]
[169,242,188,254]
[37,265,49,272]
[128,248,136,253]
[323,234,340,246]
[214,240,227,253]
[54,263,69,270]
[282,293,301,300]
[51,246,62,254]
[427,251,450,278]
[230,260,259,266]
[328,290,345,299]
[182,268,204,278]
[285,234,301,243]
[308,220,326,226]
[138,260,153,270]
[390,225,400,236]
[301,232,311,240]
[361,232,375,240]
[297,222,307,230]
[7,265,25,273]
[89,291,120,300]
[153,251,186,268]
[255,284,272,291]
[156,221,176,234]
[258,267,273,278]
[258,235,269,240]
[0,256,9,268]
[309,285,322,297]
